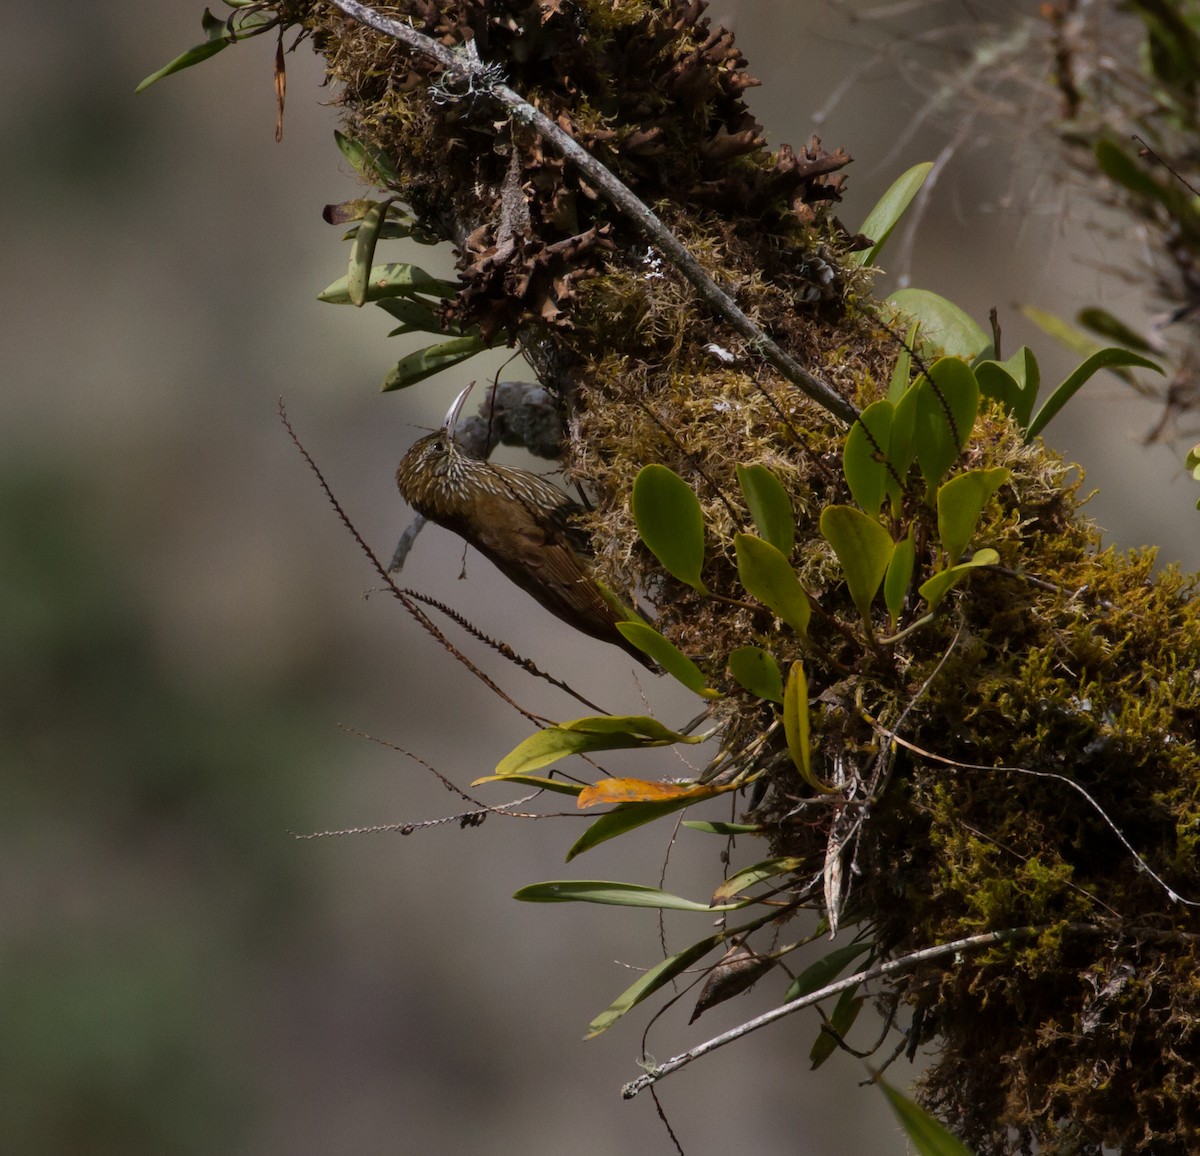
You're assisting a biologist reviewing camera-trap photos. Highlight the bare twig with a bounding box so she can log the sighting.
[621,922,1104,1097]
[325,0,859,427]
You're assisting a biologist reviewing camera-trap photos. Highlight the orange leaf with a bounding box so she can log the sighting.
[578,777,731,808]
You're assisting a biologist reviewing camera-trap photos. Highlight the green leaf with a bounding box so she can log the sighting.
[919,548,999,608]
[936,468,1009,566]
[1095,138,1166,203]
[375,295,458,337]
[888,289,990,360]
[975,346,1040,429]
[878,1080,978,1156]
[615,622,721,699]
[467,774,583,796]
[135,9,276,92]
[784,940,874,1002]
[727,646,784,703]
[810,987,864,1069]
[1021,304,1105,360]
[887,321,919,403]
[735,534,811,638]
[567,799,710,860]
[319,262,458,304]
[1076,308,1161,356]
[1026,347,1163,441]
[347,199,394,307]
[844,400,895,519]
[783,660,834,794]
[136,39,230,92]
[883,529,915,626]
[736,464,795,554]
[380,336,485,391]
[711,857,803,904]
[819,506,894,625]
[514,880,726,912]
[913,358,980,497]
[850,162,934,267]
[585,931,727,1038]
[682,820,766,835]
[632,465,708,592]
[333,129,401,186]
[494,715,706,777]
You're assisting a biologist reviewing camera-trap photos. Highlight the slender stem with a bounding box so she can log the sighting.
[325,0,859,427]
[620,922,1106,1097]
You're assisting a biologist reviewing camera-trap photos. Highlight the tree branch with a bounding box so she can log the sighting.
[325,0,860,427]
[620,922,1107,1098]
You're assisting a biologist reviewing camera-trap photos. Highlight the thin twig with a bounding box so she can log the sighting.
[621,922,1104,1097]
[325,0,859,427]
[877,727,1200,909]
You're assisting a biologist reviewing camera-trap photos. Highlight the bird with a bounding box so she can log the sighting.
[395,383,655,668]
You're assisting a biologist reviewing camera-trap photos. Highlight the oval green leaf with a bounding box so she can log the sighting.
[616,621,721,699]
[735,533,811,638]
[495,714,704,777]
[888,289,990,361]
[918,548,999,609]
[585,930,727,1038]
[727,645,784,703]
[913,358,980,497]
[566,789,735,862]
[937,468,1009,566]
[818,506,894,625]
[884,528,916,626]
[632,465,707,592]
[735,463,795,554]
[844,400,895,519]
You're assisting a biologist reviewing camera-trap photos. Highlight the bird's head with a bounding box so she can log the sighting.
[396,383,478,512]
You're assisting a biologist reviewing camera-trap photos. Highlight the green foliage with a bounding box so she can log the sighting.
[918,548,1000,609]
[616,621,722,697]
[379,336,487,391]
[135,4,277,93]
[736,463,795,554]
[850,162,935,268]
[819,506,894,626]
[878,1080,979,1156]
[913,358,980,498]
[727,645,784,703]
[937,469,1010,566]
[1025,346,1163,440]
[734,532,811,638]
[810,986,864,1069]
[783,940,874,1002]
[513,879,731,911]
[888,289,990,360]
[631,464,708,592]
[492,715,707,777]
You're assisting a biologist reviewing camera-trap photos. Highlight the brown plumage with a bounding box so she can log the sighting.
[396,385,654,668]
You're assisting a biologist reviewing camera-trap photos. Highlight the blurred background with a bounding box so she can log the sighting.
[3,2,1194,1153]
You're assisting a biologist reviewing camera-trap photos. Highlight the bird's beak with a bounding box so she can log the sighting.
[442,382,475,432]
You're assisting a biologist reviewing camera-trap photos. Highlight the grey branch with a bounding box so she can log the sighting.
[326,0,860,426]
[620,923,1107,1098]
